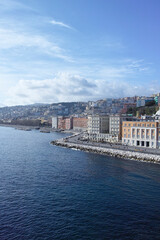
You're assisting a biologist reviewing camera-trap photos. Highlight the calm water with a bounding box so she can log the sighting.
[0,126,160,240]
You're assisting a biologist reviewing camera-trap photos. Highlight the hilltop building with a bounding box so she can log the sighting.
[136,97,154,107]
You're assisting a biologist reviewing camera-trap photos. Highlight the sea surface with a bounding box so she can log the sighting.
[0,126,160,240]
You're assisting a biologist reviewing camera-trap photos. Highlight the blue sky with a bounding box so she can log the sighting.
[0,0,160,106]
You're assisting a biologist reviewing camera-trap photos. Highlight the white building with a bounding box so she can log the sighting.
[109,115,120,136]
[52,116,58,129]
[88,115,109,134]
[87,115,118,142]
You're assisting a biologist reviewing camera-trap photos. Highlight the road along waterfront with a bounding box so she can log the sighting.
[51,135,160,163]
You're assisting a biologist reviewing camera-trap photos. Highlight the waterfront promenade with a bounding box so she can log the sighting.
[51,133,160,163]
[67,133,160,156]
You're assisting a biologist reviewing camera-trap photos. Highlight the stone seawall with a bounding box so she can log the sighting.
[51,140,160,164]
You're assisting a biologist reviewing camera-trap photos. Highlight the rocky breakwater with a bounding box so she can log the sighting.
[51,139,160,164]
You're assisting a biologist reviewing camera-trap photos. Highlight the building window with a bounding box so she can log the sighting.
[141,141,144,147]
[146,142,149,147]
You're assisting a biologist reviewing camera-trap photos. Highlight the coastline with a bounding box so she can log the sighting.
[0,124,75,134]
[51,139,160,164]
[1,123,159,163]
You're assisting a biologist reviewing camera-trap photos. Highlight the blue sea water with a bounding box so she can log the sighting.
[0,126,160,240]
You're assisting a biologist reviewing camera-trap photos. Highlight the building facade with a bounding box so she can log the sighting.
[52,116,73,130]
[89,133,118,142]
[88,115,109,134]
[109,115,121,137]
[122,120,158,148]
[87,115,117,142]
[65,117,73,130]
[109,115,136,140]
[52,116,58,129]
[73,117,88,131]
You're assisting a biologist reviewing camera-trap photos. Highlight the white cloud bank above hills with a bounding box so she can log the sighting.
[5,72,159,106]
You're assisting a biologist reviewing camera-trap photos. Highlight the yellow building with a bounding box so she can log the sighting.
[122,121,159,148]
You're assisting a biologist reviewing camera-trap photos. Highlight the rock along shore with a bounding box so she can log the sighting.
[51,139,160,164]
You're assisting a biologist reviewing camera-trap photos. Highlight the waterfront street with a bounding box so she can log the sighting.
[65,133,160,156]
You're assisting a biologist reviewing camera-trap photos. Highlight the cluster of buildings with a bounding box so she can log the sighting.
[1,92,160,150]
[85,97,137,115]
[52,114,133,142]
[1,93,160,123]
[136,93,160,108]
[52,108,160,149]
[52,116,88,131]
[0,102,87,122]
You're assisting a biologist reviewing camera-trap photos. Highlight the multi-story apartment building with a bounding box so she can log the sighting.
[73,117,88,131]
[122,120,158,148]
[87,115,118,142]
[109,115,121,137]
[88,115,109,134]
[58,116,66,129]
[52,116,58,128]
[52,116,73,130]
[109,115,136,140]
[65,117,73,130]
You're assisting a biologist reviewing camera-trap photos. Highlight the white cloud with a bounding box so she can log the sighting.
[5,73,96,105]
[0,28,73,62]
[50,19,73,30]
[5,72,159,106]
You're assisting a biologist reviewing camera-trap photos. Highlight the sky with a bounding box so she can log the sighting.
[0,0,160,106]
